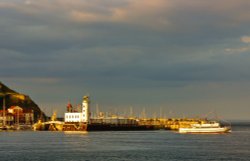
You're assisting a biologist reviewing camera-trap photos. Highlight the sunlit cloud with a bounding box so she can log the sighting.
[24,0,31,5]
[225,47,250,54]
[225,35,250,54]
[241,36,250,43]
[70,10,108,22]
[1,0,250,30]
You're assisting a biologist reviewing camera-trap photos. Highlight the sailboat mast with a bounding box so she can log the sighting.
[3,96,6,127]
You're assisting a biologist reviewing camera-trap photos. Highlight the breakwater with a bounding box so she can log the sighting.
[32,117,208,131]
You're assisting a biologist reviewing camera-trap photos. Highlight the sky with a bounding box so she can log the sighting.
[1,0,250,120]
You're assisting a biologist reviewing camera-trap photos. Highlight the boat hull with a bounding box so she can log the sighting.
[179,127,231,134]
[62,122,87,131]
[33,121,64,131]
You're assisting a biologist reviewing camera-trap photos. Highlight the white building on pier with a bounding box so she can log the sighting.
[64,96,90,123]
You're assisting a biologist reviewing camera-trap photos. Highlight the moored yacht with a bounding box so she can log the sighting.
[178,120,231,134]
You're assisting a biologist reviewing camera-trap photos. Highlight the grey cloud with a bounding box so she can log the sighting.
[1,0,250,119]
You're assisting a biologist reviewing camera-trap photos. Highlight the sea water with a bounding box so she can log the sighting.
[0,123,250,161]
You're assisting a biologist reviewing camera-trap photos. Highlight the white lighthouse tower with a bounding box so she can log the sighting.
[82,96,90,123]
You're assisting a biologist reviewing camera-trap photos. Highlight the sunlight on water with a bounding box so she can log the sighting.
[0,124,250,161]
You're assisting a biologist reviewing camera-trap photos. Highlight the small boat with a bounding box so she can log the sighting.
[33,120,64,131]
[178,121,231,134]
[0,126,8,130]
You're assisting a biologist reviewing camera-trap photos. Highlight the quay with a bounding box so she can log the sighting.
[33,112,211,131]
[1,95,220,132]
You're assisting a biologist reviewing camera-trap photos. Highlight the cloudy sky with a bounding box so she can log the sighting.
[1,0,250,120]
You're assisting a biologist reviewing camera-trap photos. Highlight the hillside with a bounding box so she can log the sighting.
[0,81,46,122]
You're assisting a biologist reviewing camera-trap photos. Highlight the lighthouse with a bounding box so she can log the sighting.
[64,96,90,124]
[63,96,90,131]
[82,96,90,123]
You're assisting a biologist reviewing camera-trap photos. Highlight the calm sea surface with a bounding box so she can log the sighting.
[0,123,250,161]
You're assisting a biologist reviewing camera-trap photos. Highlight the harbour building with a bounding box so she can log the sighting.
[63,96,90,131]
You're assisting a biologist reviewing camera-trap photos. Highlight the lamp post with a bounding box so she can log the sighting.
[2,95,6,128]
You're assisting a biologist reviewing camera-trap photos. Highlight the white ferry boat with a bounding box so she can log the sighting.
[178,121,231,134]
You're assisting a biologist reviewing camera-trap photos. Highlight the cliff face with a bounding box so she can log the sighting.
[0,82,46,122]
